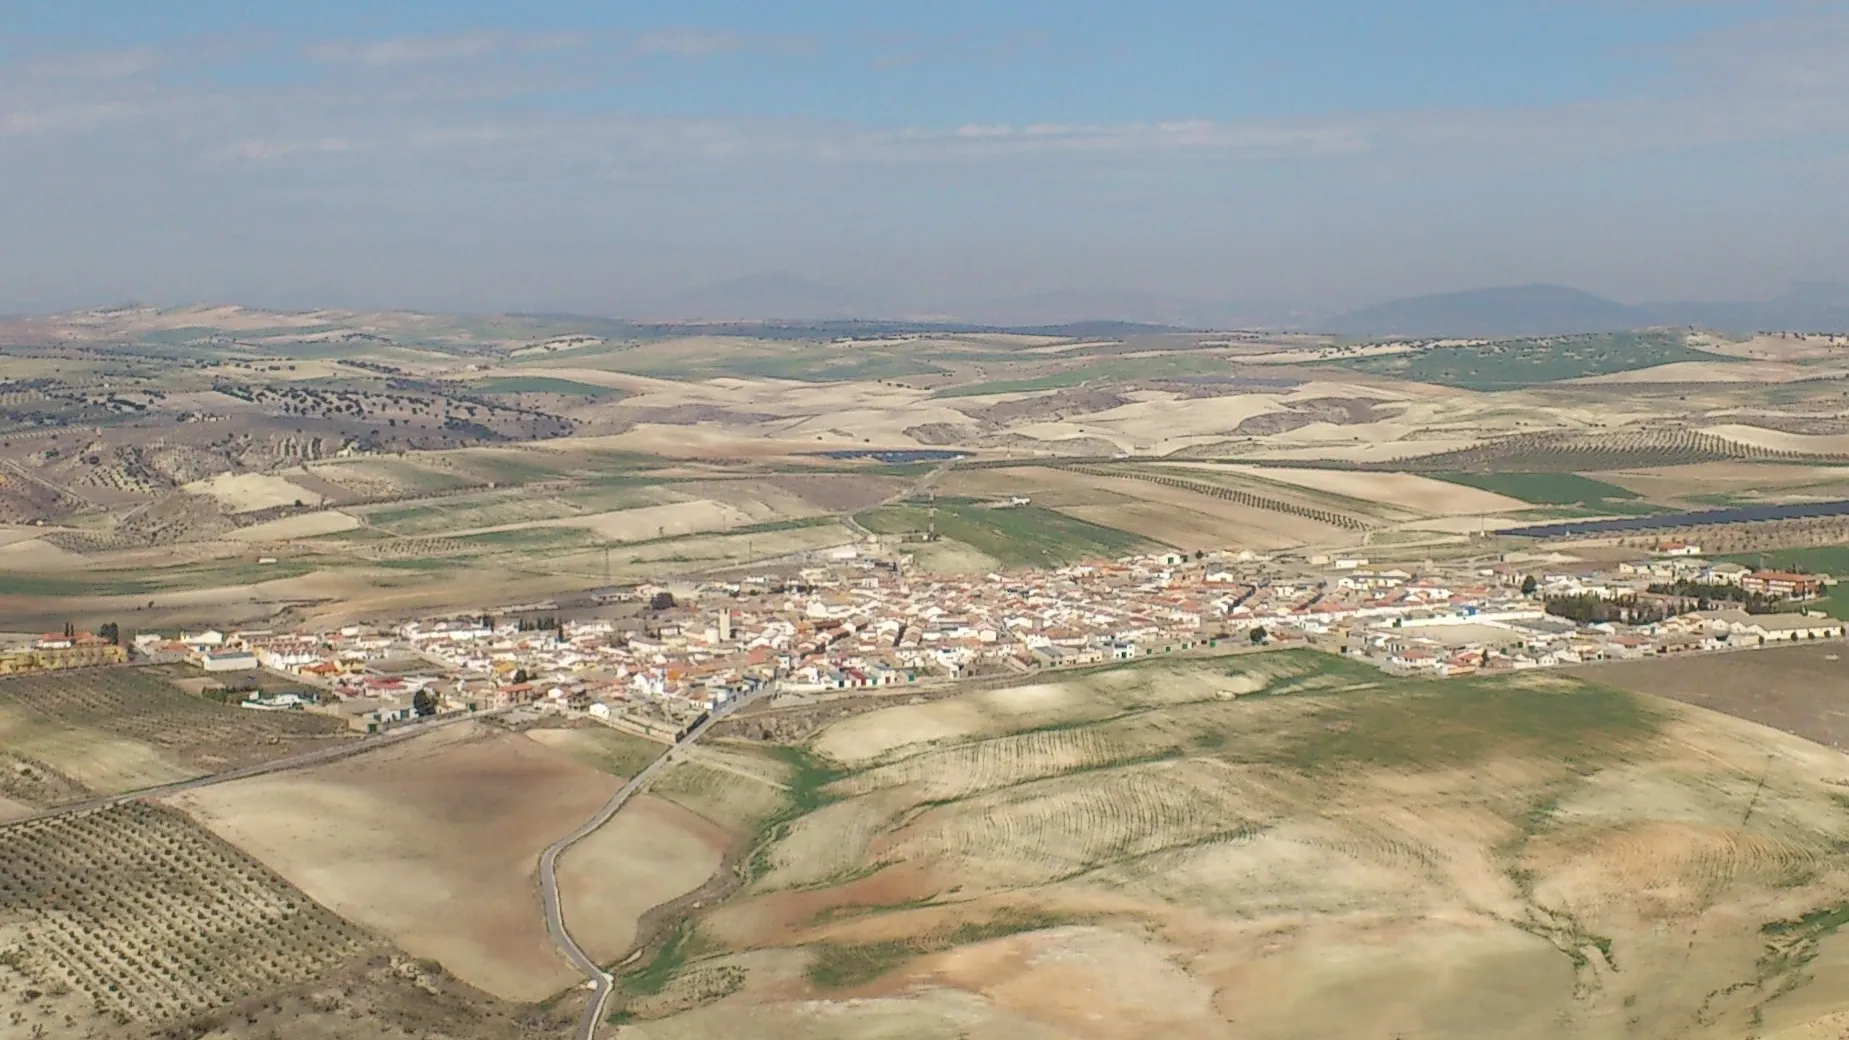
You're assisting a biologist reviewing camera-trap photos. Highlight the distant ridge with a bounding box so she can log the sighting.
[1324,284,1653,338]
[1640,283,1849,334]
[637,273,889,322]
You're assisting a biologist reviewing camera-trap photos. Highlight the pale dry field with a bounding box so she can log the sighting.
[185,471,328,512]
[558,795,729,962]
[228,509,361,541]
[167,723,622,1001]
[616,652,1849,1040]
[1569,359,1815,384]
[0,536,84,569]
[1703,424,1849,456]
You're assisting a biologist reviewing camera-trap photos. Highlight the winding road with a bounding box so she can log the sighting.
[538,688,773,1040]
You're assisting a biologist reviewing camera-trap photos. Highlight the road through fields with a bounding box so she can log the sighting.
[539,688,769,1040]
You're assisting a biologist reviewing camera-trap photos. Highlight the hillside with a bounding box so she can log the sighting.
[1325,284,1654,338]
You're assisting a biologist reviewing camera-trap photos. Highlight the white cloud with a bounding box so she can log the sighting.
[20,47,161,80]
[209,137,354,162]
[3,7,1848,175]
[304,32,579,67]
[630,28,748,58]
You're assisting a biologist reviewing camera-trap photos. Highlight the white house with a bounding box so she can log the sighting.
[1684,609,1845,643]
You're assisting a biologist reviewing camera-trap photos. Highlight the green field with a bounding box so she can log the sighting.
[1435,471,1641,506]
[855,499,1157,566]
[1340,332,1726,390]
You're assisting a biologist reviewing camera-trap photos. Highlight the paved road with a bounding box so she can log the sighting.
[0,708,507,829]
[540,690,770,1040]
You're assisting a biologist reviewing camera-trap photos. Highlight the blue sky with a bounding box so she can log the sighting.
[2,0,1846,319]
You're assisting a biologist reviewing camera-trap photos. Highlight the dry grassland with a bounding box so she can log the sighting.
[615,651,1849,1040]
[167,723,623,1001]
[525,724,666,778]
[652,749,793,833]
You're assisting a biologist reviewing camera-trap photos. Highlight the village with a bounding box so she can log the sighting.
[9,536,1829,740]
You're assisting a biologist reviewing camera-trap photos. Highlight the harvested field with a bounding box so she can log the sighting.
[0,803,373,1032]
[1704,425,1849,457]
[556,795,729,962]
[185,471,327,513]
[1591,644,1849,751]
[1222,465,1528,515]
[229,509,361,541]
[167,723,622,1001]
[622,650,1849,1039]
[0,668,349,801]
[570,501,758,542]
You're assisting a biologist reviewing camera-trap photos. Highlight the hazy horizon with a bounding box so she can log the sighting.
[4,1,1849,317]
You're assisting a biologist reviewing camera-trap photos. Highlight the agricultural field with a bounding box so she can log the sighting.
[608,650,1849,1040]
[1397,428,1793,473]
[166,723,628,1002]
[14,305,1849,629]
[1339,331,1730,390]
[0,803,374,1034]
[0,668,348,803]
[854,500,1157,567]
[525,723,667,778]
[1434,471,1643,507]
[1593,643,1849,749]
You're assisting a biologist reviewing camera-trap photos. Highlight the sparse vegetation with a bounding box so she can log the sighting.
[0,803,371,1027]
[1338,331,1724,390]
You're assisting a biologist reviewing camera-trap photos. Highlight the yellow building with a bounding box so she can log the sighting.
[0,641,129,674]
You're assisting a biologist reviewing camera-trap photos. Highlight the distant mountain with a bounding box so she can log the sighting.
[637,274,889,322]
[1639,283,1849,333]
[1323,285,1653,338]
[968,290,1307,330]
[970,290,1208,329]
